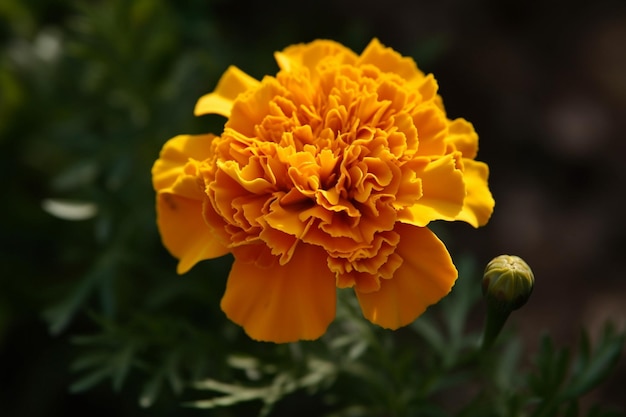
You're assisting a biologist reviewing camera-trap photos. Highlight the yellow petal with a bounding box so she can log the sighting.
[263,199,312,241]
[275,39,357,73]
[356,224,457,329]
[447,118,478,159]
[358,38,425,82]
[399,153,465,226]
[454,159,495,227]
[413,104,448,156]
[226,78,288,137]
[194,66,260,117]
[152,134,214,193]
[156,192,229,274]
[221,244,336,342]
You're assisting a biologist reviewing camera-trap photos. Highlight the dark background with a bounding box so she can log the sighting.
[1,0,625,415]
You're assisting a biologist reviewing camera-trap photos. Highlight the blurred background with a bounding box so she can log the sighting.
[1,0,625,415]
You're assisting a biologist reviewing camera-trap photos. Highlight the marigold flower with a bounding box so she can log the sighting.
[152,39,495,343]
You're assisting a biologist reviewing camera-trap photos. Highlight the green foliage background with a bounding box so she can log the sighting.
[2,1,625,416]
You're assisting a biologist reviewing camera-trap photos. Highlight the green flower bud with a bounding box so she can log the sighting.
[483,255,534,313]
[481,255,534,350]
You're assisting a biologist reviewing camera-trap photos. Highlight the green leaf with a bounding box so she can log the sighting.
[70,351,110,372]
[411,317,445,352]
[441,255,479,344]
[188,356,336,415]
[529,335,570,398]
[69,365,111,393]
[43,250,118,335]
[562,324,625,399]
[43,270,99,335]
[139,372,164,408]
[111,344,136,392]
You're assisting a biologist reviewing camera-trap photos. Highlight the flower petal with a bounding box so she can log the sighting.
[152,134,229,273]
[454,159,495,227]
[356,224,457,329]
[194,66,260,117]
[413,104,449,156]
[156,192,229,274]
[152,134,214,193]
[398,153,465,226]
[226,78,289,137]
[358,38,424,82]
[275,39,357,73]
[221,243,336,342]
[447,118,478,159]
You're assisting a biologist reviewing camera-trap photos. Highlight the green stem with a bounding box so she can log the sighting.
[481,304,511,351]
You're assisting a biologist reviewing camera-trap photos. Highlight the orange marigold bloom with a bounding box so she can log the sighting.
[152,39,495,343]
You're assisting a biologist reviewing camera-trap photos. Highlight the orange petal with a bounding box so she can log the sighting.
[413,104,448,156]
[194,66,260,117]
[226,78,288,137]
[399,153,465,226]
[156,192,229,274]
[454,159,495,227]
[358,38,425,82]
[356,224,457,329]
[221,243,336,342]
[275,39,357,73]
[447,118,478,159]
[152,134,214,193]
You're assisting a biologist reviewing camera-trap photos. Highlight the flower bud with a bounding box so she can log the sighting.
[482,255,534,313]
[480,255,534,350]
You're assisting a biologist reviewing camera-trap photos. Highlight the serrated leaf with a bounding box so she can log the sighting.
[70,351,110,372]
[70,366,111,393]
[441,255,479,343]
[43,251,117,335]
[50,160,99,191]
[111,344,136,392]
[160,351,184,395]
[529,336,570,398]
[43,273,98,335]
[562,325,624,399]
[411,317,445,352]
[139,372,164,408]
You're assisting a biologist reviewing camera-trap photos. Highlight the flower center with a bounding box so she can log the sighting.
[203,61,442,286]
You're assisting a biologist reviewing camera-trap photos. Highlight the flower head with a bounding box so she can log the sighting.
[152,39,495,342]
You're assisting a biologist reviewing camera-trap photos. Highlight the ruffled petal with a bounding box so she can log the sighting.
[454,159,495,227]
[413,104,449,156]
[226,78,289,137]
[398,153,465,226]
[447,118,478,159]
[358,38,425,83]
[156,192,229,274]
[152,134,214,193]
[221,243,336,342]
[275,39,357,73]
[194,66,260,117]
[356,224,457,329]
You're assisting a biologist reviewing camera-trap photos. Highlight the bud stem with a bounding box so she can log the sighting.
[481,303,511,350]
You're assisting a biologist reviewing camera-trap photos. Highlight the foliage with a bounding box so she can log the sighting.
[184,258,625,417]
[0,1,624,417]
